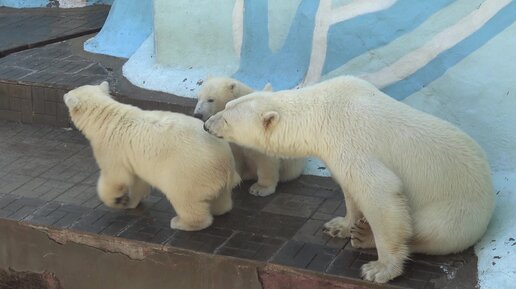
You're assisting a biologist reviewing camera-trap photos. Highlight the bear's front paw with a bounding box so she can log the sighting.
[249,183,276,197]
[361,260,403,283]
[323,216,350,238]
[170,216,212,231]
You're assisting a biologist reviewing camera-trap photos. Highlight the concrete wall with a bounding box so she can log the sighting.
[121,0,516,169]
[0,219,372,289]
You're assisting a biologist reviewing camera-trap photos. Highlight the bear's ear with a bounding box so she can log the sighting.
[64,93,80,111]
[99,81,110,94]
[262,83,273,92]
[262,111,279,130]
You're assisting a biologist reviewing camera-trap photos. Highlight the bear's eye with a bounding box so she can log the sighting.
[207,99,214,103]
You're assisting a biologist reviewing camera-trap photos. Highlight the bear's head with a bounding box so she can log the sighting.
[194,77,270,121]
[203,91,284,155]
[64,81,111,124]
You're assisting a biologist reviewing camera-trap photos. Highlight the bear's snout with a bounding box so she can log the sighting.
[194,113,203,120]
[203,120,224,139]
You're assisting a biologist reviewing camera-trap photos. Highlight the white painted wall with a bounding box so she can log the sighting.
[154,0,239,70]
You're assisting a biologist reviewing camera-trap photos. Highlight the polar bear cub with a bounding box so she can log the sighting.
[64,82,240,231]
[194,77,305,197]
[204,76,495,283]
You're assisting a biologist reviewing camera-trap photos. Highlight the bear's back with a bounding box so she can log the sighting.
[296,76,492,205]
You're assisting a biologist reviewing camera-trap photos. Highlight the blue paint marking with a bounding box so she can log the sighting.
[323,0,453,75]
[0,0,48,7]
[234,0,270,87]
[83,0,152,58]
[383,1,516,100]
[234,0,319,90]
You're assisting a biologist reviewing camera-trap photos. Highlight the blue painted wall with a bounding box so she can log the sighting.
[234,0,319,90]
[83,0,153,58]
[383,1,516,99]
[323,0,453,75]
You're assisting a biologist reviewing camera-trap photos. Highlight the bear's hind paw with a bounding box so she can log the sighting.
[114,194,129,207]
[350,217,376,249]
[361,260,403,283]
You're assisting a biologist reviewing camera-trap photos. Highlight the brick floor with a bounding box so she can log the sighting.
[0,6,109,57]
[0,5,195,130]
[0,37,196,126]
[0,120,479,288]
[0,29,195,128]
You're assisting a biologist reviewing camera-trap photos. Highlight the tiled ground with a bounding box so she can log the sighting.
[0,120,477,289]
[0,36,196,126]
[0,6,109,57]
[0,6,195,127]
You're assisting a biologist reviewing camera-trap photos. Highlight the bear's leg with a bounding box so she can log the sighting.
[323,190,361,238]
[126,176,151,209]
[249,155,280,197]
[210,187,233,216]
[278,158,305,182]
[350,217,376,249]
[349,159,412,283]
[232,146,256,181]
[168,195,213,231]
[409,201,483,255]
[97,171,131,209]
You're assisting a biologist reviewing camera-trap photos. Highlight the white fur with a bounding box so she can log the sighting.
[204,76,495,283]
[64,82,239,231]
[194,77,305,197]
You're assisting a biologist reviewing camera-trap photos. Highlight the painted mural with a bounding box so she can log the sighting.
[110,0,516,99]
[236,0,515,99]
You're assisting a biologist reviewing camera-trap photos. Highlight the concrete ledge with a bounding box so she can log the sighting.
[0,219,382,289]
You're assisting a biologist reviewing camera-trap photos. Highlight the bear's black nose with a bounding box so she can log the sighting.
[194,113,203,120]
[203,123,209,132]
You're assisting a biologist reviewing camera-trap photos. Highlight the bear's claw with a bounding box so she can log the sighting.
[114,194,129,207]
[323,216,351,238]
[350,217,376,249]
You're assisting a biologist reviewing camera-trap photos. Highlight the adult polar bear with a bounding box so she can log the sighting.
[64,82,239,231]
[194,77,305,197]
[204,76,495,283]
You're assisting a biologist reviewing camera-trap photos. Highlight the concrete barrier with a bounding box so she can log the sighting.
[83,0,151,58]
